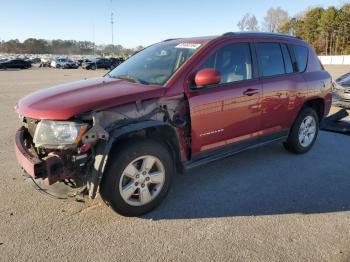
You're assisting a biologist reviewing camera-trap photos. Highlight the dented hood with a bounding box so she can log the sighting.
[16,77,166,120]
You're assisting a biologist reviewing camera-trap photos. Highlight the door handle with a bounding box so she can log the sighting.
[243,88,259,96]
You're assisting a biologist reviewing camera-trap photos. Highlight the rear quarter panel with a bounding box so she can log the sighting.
[303,47,332,117]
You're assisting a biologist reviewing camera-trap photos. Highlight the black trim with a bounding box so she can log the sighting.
[184,130,289,170]
[88,120,180,198]
[287,43,299,72]
[250,42,260,79]
[221,32,303,41]
[280,43,288,73]
[280,43,296,75]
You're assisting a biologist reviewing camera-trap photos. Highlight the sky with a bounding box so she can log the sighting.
[0,0,347,48]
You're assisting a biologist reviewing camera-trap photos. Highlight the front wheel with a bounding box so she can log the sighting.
[100,139,174,216]
[283,107,319,154]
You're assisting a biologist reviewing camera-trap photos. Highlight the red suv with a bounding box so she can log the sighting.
[15,33,332,216]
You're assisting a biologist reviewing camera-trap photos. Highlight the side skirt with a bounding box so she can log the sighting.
[183,130,289,171]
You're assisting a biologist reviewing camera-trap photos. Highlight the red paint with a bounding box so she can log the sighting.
[195,68,221,87]
[16,33,332,161]
[15,128,42,178]
[16,77,166,120]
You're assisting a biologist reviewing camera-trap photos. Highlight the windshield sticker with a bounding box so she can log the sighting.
[175,43,201,49]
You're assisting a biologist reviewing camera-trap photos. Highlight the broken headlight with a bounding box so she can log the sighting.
[33,120,88,148]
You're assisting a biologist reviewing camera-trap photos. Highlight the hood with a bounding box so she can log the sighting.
[16,77,166,120]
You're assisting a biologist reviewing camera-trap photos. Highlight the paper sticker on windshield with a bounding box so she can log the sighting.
[175,43,201,49]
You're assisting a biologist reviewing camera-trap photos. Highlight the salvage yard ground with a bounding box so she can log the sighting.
[0,65,349,261]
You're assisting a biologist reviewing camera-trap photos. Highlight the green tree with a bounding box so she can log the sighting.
[303,8,324,53]
[319,6,338,55]
[337,4,350,54]
[278,4,350,55]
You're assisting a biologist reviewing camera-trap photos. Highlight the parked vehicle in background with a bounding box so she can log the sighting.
[50,58,78,69]
[110,57,125,66]
[15,32,332,217]
[333,72,350,109]
[26,58,41,64]
[0,59,31,69]
[76,59,92,66]
[39,58,51,68]
[82,58,119,70]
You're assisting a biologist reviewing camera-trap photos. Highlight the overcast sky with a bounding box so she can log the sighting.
[0,0,346,47]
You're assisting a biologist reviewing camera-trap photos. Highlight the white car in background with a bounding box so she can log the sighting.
[50,58,78,69]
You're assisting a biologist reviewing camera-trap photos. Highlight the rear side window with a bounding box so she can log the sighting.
[256,43,285,77]
[292,45,308,72]
[281,44,293,74]
[200,43,253,84]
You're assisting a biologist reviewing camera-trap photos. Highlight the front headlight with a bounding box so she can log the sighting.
[33,120,88,148]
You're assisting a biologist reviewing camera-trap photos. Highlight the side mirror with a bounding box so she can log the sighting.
[194,68,221,88]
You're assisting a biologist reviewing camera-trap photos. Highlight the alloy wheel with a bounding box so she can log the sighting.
[118,155,165,206]
[298,115,317,147]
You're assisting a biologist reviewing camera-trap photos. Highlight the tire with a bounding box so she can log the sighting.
[91,65,96,70]
[283,107,319,154]
[56,64,61,69]
[100,139,174,216]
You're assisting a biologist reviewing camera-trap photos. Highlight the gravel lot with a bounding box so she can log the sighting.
[0,66,349,262]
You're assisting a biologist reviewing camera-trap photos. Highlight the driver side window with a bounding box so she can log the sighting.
[200,43,253,84]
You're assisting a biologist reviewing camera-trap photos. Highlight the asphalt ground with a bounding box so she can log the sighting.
[0,65,349,261]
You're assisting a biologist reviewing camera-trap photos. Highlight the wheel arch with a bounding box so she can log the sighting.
[88,120,183,199]
[289,97,325,133]
[303,97,325,122]
[109,121,183,173]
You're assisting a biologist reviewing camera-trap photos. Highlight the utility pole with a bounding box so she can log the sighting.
[110,0,114,56]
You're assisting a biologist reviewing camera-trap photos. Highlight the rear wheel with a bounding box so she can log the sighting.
[283,107,319,154]
[100,139,174,216]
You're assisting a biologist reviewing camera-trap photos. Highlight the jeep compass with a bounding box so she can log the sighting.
[15,33,332,216]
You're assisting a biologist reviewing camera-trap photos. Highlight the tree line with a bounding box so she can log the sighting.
[238,4,350,55]
[2,4,349,56]
[0,38,144,57]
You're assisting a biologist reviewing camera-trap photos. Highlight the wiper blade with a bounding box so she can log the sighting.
[115,75,149,85]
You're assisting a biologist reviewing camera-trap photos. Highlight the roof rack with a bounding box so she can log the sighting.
[163,38,181,42]
[222,32,235,36]
[221,32,302,40]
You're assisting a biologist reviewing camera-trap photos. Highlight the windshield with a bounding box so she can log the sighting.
[108,42,202,85]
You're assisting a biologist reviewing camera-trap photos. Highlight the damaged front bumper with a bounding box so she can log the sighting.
[15,127,85,196]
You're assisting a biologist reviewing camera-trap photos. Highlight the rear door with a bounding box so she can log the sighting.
[255,42,305,132]
[187,41,262,154]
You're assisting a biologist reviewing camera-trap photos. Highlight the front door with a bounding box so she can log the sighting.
[187,42,262,155]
